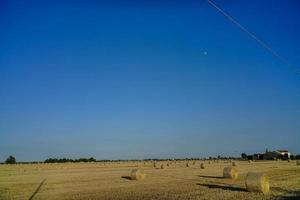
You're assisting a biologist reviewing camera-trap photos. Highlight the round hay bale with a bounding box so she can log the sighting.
[223,167,238,179]
[200,163,205,169]
[232,161,236,166]
[161,164,167,169]
[167,163,170,167]
[248,160,252,163]
[153,162,157,168]
[130,169,145,181]
[296,160,300,166]
[245,172,269,194]
[186,163,190,167]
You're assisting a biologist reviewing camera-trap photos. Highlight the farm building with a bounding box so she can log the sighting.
[247,150,291,160]
[274,150,291,159]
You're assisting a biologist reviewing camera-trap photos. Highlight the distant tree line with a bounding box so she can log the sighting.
[3,154,300,164]
[290,155,300,160]
[44,157,96,163]
[241,153,300,160]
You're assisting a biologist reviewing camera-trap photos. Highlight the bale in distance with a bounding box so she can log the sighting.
[130,169,145,180]
[232,161,236,166]
[223,167,238,179]
[297,160,300,166]
[200,163,205,169]
[161,164,167,169]
[248,160,252,163]
[245,172,269,194]
[186,163,190,167]
[153,162,157,168]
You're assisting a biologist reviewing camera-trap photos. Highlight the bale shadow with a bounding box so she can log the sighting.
[121,176,132,180]
[271,188,300,200]
[271,187,297,194]
[278,196,300,200]
[275,192,300,200]
[198,175,224,179]
[28,179,46,200]
[197,183,246,192]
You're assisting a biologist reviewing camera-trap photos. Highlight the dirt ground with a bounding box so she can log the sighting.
[0,160,299,200]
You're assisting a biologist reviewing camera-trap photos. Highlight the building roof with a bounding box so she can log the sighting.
[277,150,289,153]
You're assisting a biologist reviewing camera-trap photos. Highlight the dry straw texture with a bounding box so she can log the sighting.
[245,172,269,194]
[223,167,238,179]
[130,169,145,181]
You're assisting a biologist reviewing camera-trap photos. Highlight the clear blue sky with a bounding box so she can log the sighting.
[1,0,299,161]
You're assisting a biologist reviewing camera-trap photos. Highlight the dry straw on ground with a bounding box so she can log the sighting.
[130,169,145,181]
[223,167,238,179]
[245,172,269,194]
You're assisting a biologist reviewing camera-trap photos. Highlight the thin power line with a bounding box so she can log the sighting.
[207,0,300,74]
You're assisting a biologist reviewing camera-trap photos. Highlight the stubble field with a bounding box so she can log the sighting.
[0,160,299,200]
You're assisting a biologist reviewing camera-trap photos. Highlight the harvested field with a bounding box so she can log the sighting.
[0,160,299,200]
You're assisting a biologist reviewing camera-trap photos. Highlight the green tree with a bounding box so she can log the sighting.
[5,155,16,164]
[290,155,295,160]
[241,153,247,159]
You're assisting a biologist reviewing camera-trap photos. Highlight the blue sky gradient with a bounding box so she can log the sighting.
[0,0,300,161]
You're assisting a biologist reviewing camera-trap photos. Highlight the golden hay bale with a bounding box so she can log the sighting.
[186,163,190,167]
[130,169,145,180]
[153,162,157,168]
[200,163,205,169]
[296,160,300,166]
[167,163,170,167]
[245,172,269,194]
[232,161,236,166]
[161,164,167,169]
[248,160,252,163]
[223,167,238,179]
